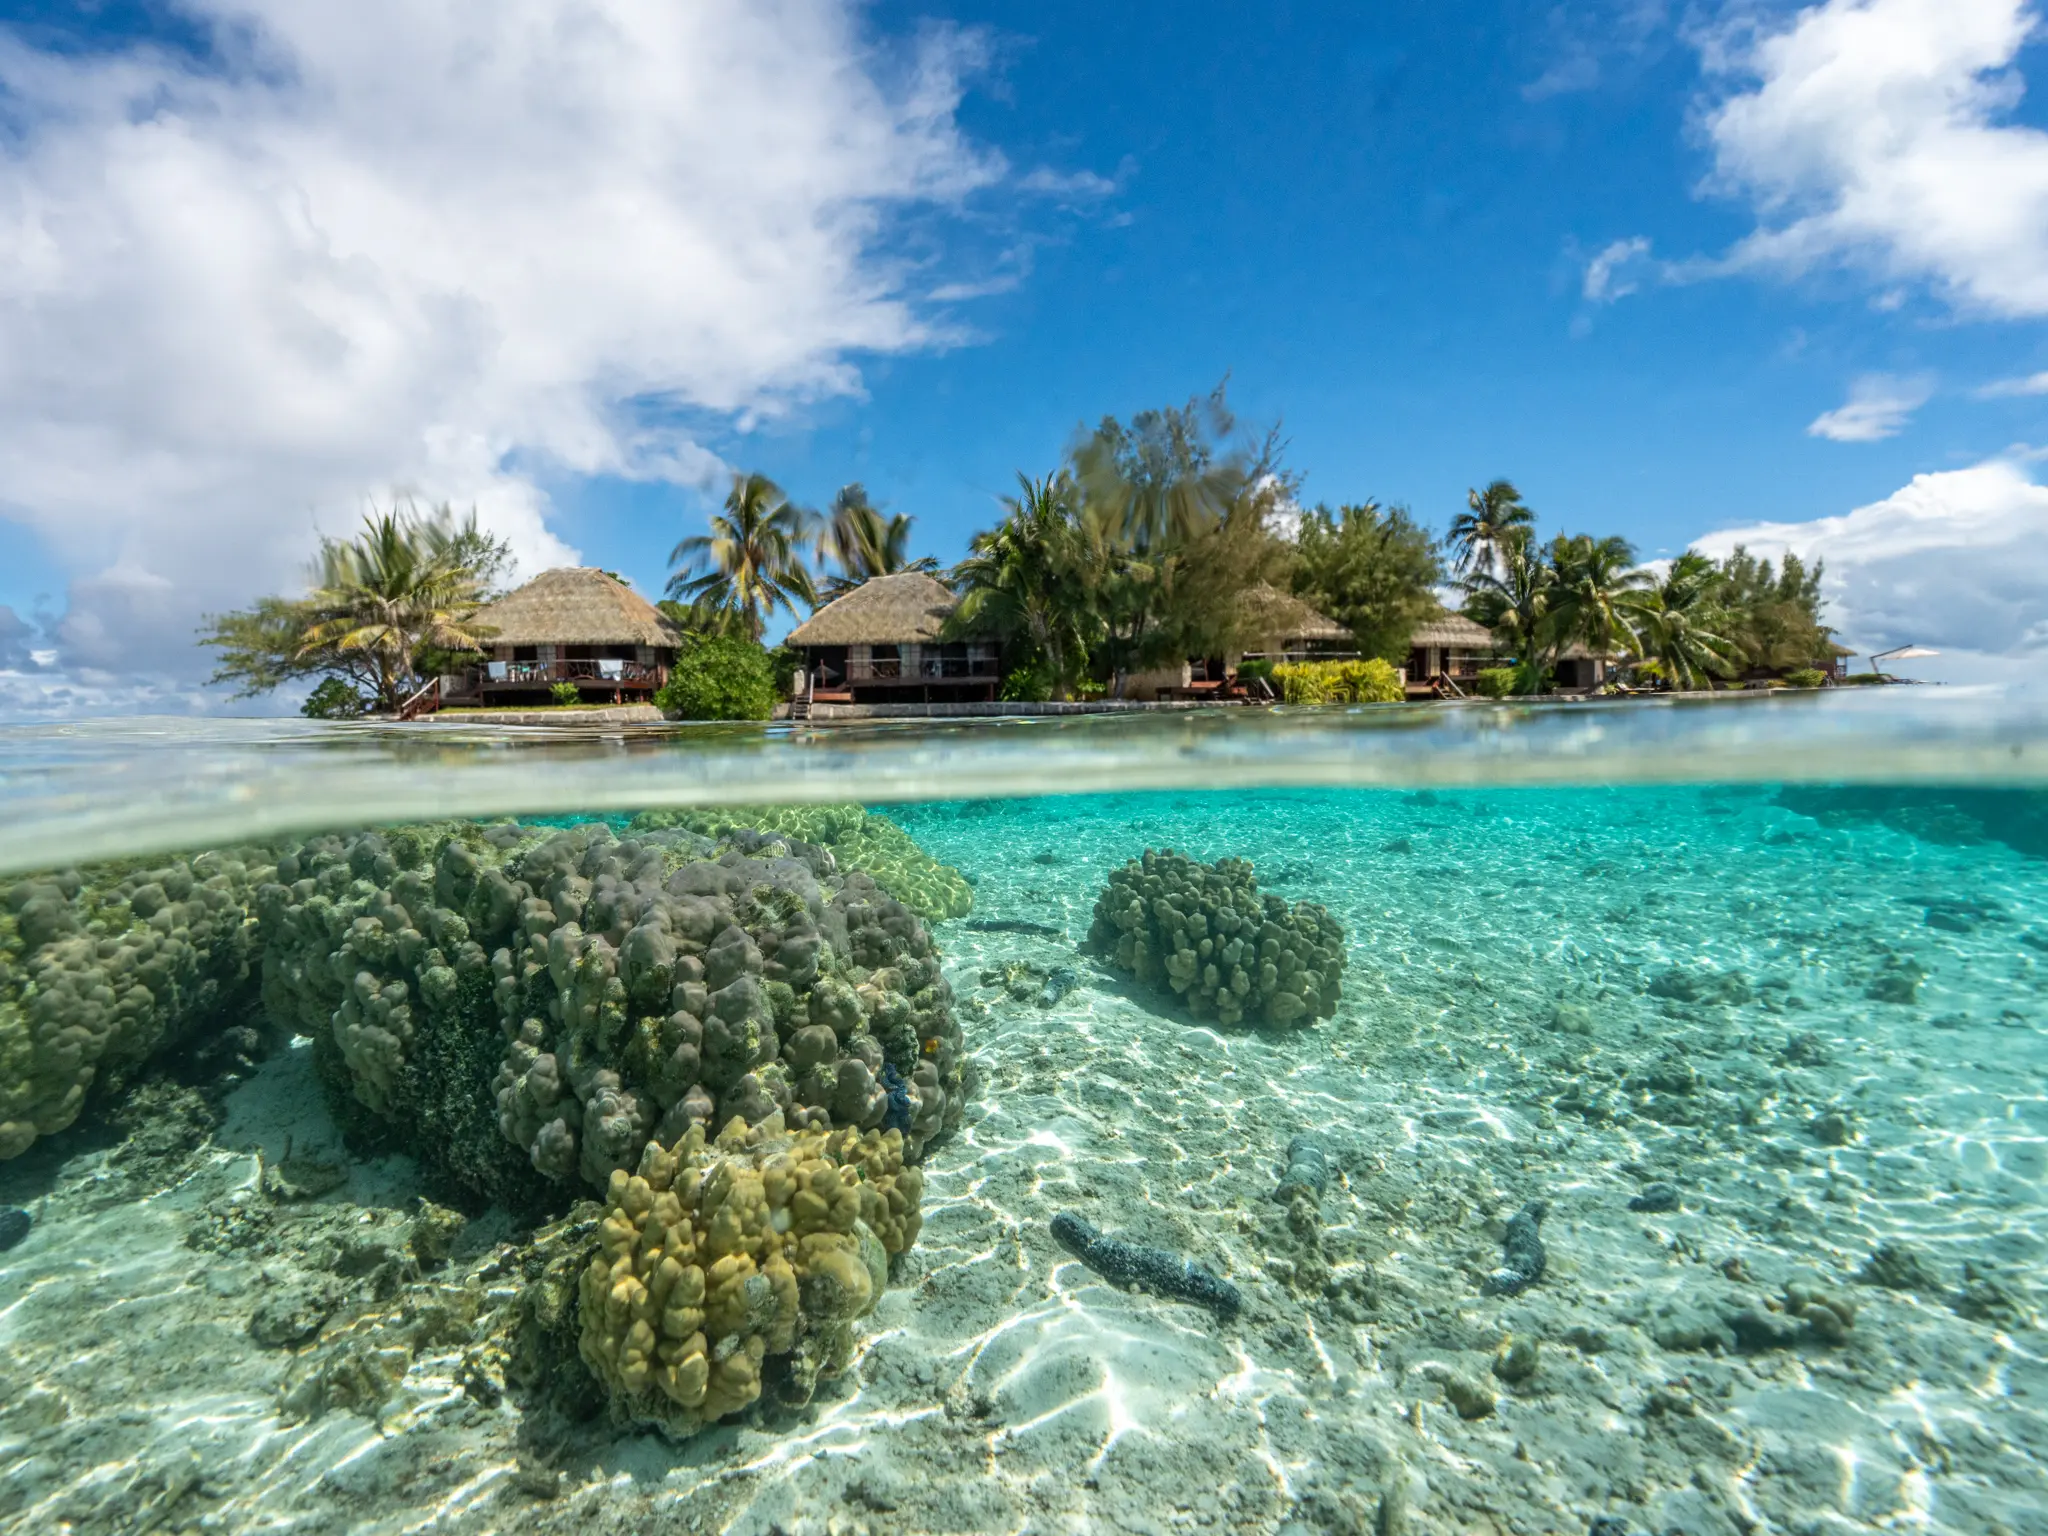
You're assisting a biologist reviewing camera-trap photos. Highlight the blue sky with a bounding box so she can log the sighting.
[3,0,2047,711]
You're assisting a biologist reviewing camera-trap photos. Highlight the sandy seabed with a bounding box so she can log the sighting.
[2,785,2046,1536]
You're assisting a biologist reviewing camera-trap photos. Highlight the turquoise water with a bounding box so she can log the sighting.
[2,705,2047,1536]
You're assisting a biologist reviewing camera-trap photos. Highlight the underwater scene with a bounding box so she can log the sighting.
[3,722,2048,1536]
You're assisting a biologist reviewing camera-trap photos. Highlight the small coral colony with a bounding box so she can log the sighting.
[0,806,1344,1432]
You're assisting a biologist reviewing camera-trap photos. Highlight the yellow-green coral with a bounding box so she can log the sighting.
[578,1112,919,1432]
[630,805,972,920]
[1,849,272,1159]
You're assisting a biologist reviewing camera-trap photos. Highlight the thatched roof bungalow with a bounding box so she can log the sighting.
[1236,584,1352,658]
[785,571,1000,703]
[443,567,680,705]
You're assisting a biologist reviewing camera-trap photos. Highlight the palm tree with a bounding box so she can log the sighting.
[1546,533,1658,665]
[297,509,494,712]
[1459,528,1558,693]
[1643,551,1740,689]
[667,472,818,642]
[815,483,937,602]
[1448,480,1535,578]
[951,471,1093,699]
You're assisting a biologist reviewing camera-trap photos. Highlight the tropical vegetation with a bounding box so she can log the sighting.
[654,633,777,721]
[1270,657,1403,704]
[200,504,510,715]
[667,471,817,642]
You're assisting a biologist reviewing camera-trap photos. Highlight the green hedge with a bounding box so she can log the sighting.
[656,635,777,720]
[1783,668,1827,689]
[1271,657,1403,705]
[1474,666,1518,699]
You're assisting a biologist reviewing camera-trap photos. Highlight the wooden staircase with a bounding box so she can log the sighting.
[398,679,441,721]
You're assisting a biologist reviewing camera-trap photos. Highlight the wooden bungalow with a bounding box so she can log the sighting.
[435,567,679,709]
[1404,614,1509,697]
[1135,584,1356,699]
[785,571,1000,705]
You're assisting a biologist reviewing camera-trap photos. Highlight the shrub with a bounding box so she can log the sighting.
[999,661,1053,702]
[302,677,367,719]
[1783,668,1827,689]
[548,681,582,706]
[1271,657,1403,705]
[657,635,777,720]
[1474,666,1518,699]
[1235,658,1275,683]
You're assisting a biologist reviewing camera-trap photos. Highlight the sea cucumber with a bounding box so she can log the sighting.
[1039,966,1080,1006]
[1272,1133,1330,1202]
[1482,1200,1548,1296]
[1050,1212,1242,1321]
[0,1207,30,1253]
[966,919,1066,937]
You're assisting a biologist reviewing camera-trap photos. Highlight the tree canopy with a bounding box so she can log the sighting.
[199,504,510,714]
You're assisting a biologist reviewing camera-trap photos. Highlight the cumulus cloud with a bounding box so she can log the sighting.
[1806,373,1932,441]
[1691,456,2048,681]
[0,0,1004,712]
[1699,0,2048,315]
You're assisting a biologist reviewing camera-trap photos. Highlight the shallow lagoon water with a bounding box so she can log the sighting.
[2,700,2047,1536]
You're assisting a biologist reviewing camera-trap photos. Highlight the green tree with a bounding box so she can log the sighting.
[656,634,777,720]
[292,510,498,712]
[1447,479,1535,578]
[951,472,1094,699]
[1461,528,1556,690]
[1715,547,1834,672]
[1066,385,1290,691]
[816,483,936,601]
[1545,533,1658,662]
[667,472,818,641]
[1642,551,1740,688]
[1289,500,1445,663]
[201,505,508,711]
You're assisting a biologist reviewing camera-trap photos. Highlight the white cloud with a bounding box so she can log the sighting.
[1017,166,1119,198]
[0,1,1003,712]
[1583,236,1656,301]
[1691,455,2048,681]
[1806,373,1931,441]
[1699,0,2048,316]
[1977,369,2048,397]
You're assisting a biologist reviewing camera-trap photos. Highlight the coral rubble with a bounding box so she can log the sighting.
[1083,849,1346,1028]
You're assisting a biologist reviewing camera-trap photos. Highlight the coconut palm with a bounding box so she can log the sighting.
[951,471,1093,699]
[1448,479,1535,578]
[1461,527,1555,687]
[815,483,937,602]
[1546,533,1658,663]
[667,472,818,642]
[1643,550,1740,689]
[296,509,495,712]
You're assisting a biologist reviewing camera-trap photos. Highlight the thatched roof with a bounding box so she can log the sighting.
[472,568,680,647]
[1238,584,1350,643]
[1409,613,1500,648]
[786,571,968,646]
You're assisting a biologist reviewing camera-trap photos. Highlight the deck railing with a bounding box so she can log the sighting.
[481,659,664,686]
[841,655,999,683]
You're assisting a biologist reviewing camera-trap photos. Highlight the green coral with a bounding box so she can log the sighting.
[252,818,969,1205]
[630,805,973,920]
[1,848,273,1159]
[1085,848,1347,1030]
